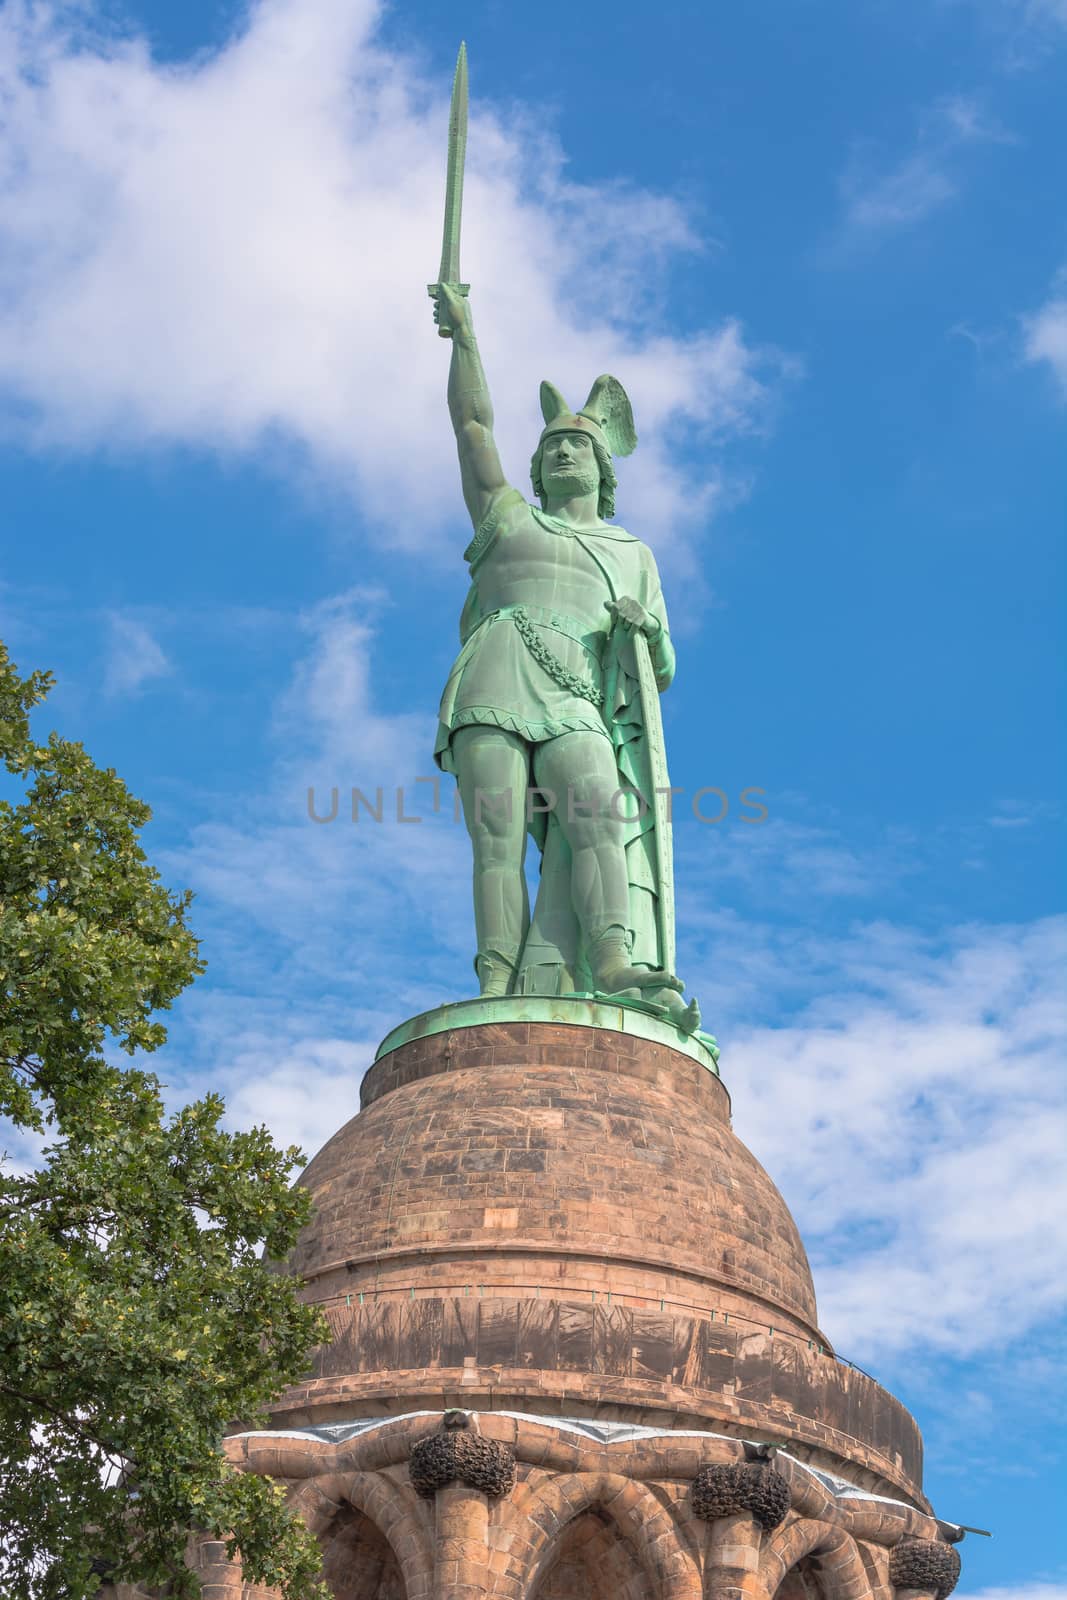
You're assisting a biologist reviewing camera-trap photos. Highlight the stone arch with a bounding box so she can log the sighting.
[494,1471,701,1600]
[316,1503,404,1599]
[760,1520,872,1600]
[650,1480,707,1572]
[287,1470,433,1600]
[531,1509,651,1600]
[286,1472,352,1538]
[854,1537,892,1600]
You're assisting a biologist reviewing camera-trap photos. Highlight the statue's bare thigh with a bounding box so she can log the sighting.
[453,725,632,983]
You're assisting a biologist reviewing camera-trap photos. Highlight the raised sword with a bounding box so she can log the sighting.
[427,41,470,338]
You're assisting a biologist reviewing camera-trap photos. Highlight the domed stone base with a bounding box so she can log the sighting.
[278,1008,923,1504]
[105,1008,968,1598]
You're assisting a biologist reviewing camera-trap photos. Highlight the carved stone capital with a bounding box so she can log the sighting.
[889,1537,962,1599]
[409,1423,516,1500]
[691,1462,791,1530]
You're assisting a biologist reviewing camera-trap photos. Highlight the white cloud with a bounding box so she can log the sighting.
[959,1588,1067,1600]
[844,153,958,233]
[158,587,473,1025]
[722,915,1067,1362]
[0,1117,49,1185]
[219,1034,377,1164]
[933,94,1017,146]
[274,588,428,773]
[679,816,907,907]
[1022,279,1067,395]
[988,0,1067,68]
[102,612,171,696]
[144,591,475,1179]
[987,799,1055,828]
[0,0,784,555]
[834,96,1013,243]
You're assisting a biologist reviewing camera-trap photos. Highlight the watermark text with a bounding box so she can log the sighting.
[305,779,769,826]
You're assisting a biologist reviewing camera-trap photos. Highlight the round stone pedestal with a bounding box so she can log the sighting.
[117,1004,966,1600]
[277,1005,923,1503]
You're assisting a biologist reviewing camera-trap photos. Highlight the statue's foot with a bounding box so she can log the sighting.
[589,930,683,999]
[653,987,701,1035]
[597,964,685,996]
[594,984,703,1036]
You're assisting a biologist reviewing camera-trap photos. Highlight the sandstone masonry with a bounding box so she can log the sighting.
[103,1017,965,1598]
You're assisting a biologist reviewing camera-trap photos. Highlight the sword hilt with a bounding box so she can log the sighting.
[428,281,470,339]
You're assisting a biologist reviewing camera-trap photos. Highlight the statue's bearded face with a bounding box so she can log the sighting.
[540,430,600,500]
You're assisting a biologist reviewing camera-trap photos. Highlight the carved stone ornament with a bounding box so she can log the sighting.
[691,1462,791,1530]
[409,1417,516,1500]
[889,1537,962,1599]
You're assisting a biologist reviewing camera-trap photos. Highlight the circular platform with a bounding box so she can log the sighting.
[374,993,722,1074]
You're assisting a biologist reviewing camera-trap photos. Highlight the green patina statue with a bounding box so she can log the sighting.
[429,47,700,1034]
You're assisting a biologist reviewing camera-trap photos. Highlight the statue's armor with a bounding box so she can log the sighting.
[435,488,673,769]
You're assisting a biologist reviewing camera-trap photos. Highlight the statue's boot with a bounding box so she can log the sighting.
[647,985,702,1035]
[474,950,518,998]
[589,928,684,997]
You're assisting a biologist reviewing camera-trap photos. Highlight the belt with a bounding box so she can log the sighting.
[483,603,607,660]
[477,603,606,709]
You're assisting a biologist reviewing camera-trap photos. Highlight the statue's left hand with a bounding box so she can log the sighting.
[605,597,661,640]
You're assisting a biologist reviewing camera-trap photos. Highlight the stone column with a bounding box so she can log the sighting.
[693,1461,791,1600]
[99,1538,252,1600]
[189,1537,246,1600]
[704,1512,764,1600]
[433,1481,490,1600]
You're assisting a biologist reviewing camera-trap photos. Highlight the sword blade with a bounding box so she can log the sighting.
[632,630,677,976]
[437,41,468,286]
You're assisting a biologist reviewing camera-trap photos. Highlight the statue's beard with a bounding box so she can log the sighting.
[544,465,599,500]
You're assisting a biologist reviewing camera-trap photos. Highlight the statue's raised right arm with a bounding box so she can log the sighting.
[433,283,511,529]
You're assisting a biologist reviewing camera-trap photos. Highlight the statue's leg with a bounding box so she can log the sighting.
[532,732,680,996]
[516,817,580,994]
[452,725,530,996]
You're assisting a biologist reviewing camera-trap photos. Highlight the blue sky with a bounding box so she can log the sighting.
[1,0,1064,1590]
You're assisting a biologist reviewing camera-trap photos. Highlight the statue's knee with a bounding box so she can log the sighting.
[467,789,517,836]
[563,789,623,849]
[468,805,522,866]
[475,836,519,871]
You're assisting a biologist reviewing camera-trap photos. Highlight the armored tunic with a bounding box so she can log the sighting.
[434,488,674,770]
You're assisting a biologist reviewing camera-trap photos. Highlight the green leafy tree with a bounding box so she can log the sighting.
[0,642,329,1599]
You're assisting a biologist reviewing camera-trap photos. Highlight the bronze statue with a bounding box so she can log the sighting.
[429,47,699,1032]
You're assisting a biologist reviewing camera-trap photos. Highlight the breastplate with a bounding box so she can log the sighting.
[475,514,610,631]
